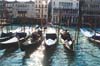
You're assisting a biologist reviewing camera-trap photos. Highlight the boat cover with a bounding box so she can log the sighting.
[80,28,95,37]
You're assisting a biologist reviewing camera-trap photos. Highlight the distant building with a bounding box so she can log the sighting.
[50,0,79,25]
[3,1,36,24]
[13,1,35,18]
[0,0,3,18]
[81,0,100,26]
[6,1,13,20]
[35,0,48,19]
[0,0,8,24]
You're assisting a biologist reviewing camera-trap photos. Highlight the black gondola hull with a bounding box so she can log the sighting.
[0,37,27,49]
[63,42,74,51]
[0,36,13,42]
[21,38,43,51]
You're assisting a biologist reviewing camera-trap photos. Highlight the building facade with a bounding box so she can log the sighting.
[0,0,3,18]
[1,1,36,24]
[13,1,35,18]
[9,1,35,18]
[81,0,100,26]
[6,1,13,22]
[35,0,48,19]
[50,0,79,25]
[0,0,8,24]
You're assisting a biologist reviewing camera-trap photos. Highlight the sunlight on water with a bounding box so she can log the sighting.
[26,44,45,66]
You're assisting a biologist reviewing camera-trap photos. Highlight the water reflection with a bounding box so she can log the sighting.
[88,40,100,50]
[0,48,25,66]
[65,49,75,66]
[0,47,18,61]
[43,43,57,66]
[22,42,45,66]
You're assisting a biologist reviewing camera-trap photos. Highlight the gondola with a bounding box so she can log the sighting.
[22,29,42,48]
[0,32,28,48]
[0,27,22,42]
[60,29,74,51]
[0,32,13,42]
[21,30,43,51]
[0,32,13,37]
[0,26,33,42]
[44,27,57,49]
[89,34,100,43]
[80,28,100,43]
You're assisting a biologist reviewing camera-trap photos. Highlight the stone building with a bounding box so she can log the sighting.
[50,0,79,25]
[81,0,100,26]
[35,0,48,19]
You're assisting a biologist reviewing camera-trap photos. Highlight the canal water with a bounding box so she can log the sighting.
[0,25,100,66]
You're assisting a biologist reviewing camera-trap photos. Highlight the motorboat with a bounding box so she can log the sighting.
[44,27,57,48]
[60,29,74,51]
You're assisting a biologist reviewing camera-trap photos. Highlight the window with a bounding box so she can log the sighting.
[59,2,73,9]
[39,1,41,3]
[45,5,47,8]
[36,9,40,13]
[37,15,40,18]
[90,4,99,8]
[45,9,47,12]
[39,5,40,8]
[42,5,44,7]
[36,5,37,8]
[54,1,55,5]
[44,15,47,18]
[77,3,79,7]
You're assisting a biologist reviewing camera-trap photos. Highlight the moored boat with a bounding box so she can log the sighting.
[80,28,95,37]
[89,35,100,43]
[0,32,28,48]
[0,27,24,42]
[0,32,14,42]
[0,36,13,42]
[21,29,43,51]
[44,27,57,49]
[60,29,74,51]
[80,28,100,43]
